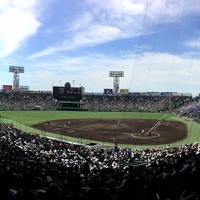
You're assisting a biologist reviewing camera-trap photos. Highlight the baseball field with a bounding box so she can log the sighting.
[0,110,200,148]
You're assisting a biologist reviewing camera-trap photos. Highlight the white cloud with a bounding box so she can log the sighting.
[86,0,145,16]
[18,51,200,96]
[72,25,122,46]
[28,0,200,59]
[69,12,93,32]
[1,1,199,97]
[184,40,200,49]
[28,24,121,60]
[1,0,200,59]
[0,0,40,57]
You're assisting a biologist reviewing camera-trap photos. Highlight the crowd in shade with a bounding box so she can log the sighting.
[1,122,200,200]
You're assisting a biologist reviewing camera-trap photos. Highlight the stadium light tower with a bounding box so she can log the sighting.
[109,71,124,95]
[9,66,24,90]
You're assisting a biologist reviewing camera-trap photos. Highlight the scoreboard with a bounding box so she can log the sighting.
[53,85,82,101]
[104,88,113,95]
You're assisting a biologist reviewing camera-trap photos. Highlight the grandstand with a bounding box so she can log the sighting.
[0,112,200,199]
[0,85,200,200]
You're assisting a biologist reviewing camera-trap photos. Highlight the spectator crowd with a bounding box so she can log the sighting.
[0,91,56,110]
[1,122,200,200]
[1,91,199,121]
[0,90,200,199]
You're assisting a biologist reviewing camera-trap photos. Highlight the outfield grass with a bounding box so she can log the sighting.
[0,110,200,148]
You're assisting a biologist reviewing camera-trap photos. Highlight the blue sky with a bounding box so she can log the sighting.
[0,0,199,96]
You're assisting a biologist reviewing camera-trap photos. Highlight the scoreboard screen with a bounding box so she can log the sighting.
[53,86,82,101]
[104,89,113,95]
[57,87,65,94]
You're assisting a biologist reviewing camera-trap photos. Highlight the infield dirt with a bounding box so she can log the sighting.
[32,118,187,146]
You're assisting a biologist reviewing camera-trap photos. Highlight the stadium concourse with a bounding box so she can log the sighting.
[0,91,200,199]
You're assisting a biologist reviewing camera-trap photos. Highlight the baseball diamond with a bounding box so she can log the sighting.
[32,118,187,146]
